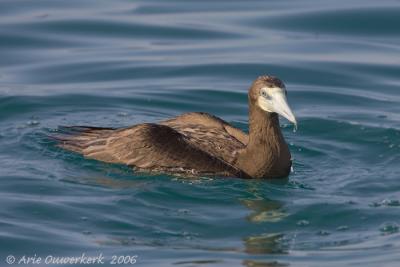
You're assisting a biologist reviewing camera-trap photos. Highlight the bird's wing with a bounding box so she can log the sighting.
[160,112,248,163]
[56,124,244,177]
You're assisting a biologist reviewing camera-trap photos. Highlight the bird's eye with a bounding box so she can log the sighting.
[261,91,267,97]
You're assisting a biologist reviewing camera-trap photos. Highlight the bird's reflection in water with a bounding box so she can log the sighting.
[239,181,290,266]
[241,233,290,267]
[242,259,289,267]
[243,233,288,255]
[239,179,288,223]
[68,168,291,264]
[240,198,287,223]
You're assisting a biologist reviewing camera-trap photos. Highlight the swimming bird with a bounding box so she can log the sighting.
[57,75,297,179]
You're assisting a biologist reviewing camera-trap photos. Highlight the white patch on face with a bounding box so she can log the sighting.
[257,87,297,125]
[257,87,280,112]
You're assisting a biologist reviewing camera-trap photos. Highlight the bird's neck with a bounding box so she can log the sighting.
[236,104,291,178]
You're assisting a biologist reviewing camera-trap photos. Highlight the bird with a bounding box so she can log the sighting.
[56,75,297,179]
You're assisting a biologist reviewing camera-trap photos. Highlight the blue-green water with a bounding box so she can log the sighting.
[1,0,400,266]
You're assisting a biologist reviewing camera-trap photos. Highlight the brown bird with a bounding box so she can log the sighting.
[56,75,297,179]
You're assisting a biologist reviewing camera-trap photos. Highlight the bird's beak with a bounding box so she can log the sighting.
[271,90,297,127]
[258,88,297,128]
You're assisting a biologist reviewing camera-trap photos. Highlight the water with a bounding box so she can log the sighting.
[1,0,400,266]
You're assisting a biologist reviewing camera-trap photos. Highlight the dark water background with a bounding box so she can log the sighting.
[1,0,400,266]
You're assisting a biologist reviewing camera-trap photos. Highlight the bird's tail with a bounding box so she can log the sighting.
[52,126,114,154]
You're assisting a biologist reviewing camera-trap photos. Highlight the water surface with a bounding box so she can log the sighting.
[1,0,400,266]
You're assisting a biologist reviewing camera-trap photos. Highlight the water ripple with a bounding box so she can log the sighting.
[1,0,400,266]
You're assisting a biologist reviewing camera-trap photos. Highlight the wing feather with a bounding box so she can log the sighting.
[161,112,248,163]
[57,123,246,177]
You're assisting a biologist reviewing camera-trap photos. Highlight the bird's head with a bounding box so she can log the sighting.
[249,75,297,128]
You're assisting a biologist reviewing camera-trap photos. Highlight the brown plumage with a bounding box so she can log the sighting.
[56,75,296,179]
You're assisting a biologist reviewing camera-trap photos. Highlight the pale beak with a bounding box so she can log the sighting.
[271,90,297,127]
[258,88,297,128]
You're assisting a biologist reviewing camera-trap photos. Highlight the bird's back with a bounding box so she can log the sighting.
[161,112,247,164]
[56,112,249,178]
